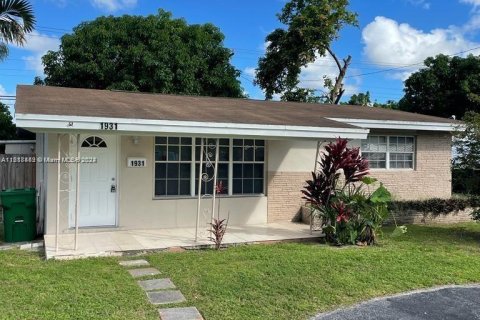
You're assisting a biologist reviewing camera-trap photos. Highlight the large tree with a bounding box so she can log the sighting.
[41,10,243,97]
[255,0,357,103]
[453,111,480,170]
[0,102,16,140]
[0,0,35,61]
[399,54,480,119]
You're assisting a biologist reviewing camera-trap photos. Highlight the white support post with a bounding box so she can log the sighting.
[55,134,61,252]
[195,139,204,242]
[310,141,321,235]
[74,134,80,250]
[211,139,220,224]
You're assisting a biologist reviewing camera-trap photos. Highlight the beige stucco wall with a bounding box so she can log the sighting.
[118,136,267,230]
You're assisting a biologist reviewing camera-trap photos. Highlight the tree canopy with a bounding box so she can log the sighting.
[399,54,480,119]
[346,91,371,106]
[255,0,357,103]
[0,0,35,61]
[454,111,480,169]
[40,10,244,97]
[0,102,16,140]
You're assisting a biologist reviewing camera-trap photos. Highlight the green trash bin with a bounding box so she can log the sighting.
[0,188,37,243]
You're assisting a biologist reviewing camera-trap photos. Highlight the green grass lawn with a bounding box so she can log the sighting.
[0,223,479,320]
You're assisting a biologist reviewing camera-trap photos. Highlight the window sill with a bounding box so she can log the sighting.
[152,194,266,200]
[369,168,415,172]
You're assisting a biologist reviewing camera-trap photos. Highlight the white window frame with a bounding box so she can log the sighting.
[361,135,416,170]
[154,137,193,197]
[231,139,266,196]
[153,137,266,199]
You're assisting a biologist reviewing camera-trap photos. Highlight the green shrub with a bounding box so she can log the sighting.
[302,138,402,246]
[389,195,480,219]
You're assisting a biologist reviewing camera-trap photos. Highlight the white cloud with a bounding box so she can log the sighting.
[243,67,256,78]
[90,0,137,12]
[461,0,480,7]
[362,16,480,79]
[0,84,16,116]
[47,0,68,8]
[13,31,60,75]
[407,0,431,9]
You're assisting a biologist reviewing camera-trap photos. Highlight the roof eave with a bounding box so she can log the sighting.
[16,113,370,140]
[328,117,462,132]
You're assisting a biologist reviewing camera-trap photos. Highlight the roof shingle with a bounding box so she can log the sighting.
[15,85,457,128]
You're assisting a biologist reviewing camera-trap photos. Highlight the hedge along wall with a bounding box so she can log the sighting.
[301,197,479,227]
[385,197,480,225]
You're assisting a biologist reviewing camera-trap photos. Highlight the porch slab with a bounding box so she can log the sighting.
[43,222,323,260]
[159,307,203,320]
[147,290,186,305]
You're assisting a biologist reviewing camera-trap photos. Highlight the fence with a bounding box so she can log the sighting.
[0,155,36,190]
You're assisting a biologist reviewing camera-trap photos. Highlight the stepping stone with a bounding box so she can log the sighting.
[147,290,186,305]
[119,259,150,267]
[159,307,203,320]
[138,278,176,291]
[128,267,160,278]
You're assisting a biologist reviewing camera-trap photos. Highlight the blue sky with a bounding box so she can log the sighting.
[2,0,480,114]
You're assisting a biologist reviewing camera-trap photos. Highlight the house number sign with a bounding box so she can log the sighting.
[100,122,118,130]
[127,157,147,168]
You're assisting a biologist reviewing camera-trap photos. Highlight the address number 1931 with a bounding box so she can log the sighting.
[100,122,118,130]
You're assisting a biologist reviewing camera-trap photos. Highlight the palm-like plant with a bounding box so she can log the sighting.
[0,0,35,61]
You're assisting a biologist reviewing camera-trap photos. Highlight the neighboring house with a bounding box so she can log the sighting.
[0,140,35,155]
[15,85,458,237]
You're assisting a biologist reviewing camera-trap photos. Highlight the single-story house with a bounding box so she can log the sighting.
[15,85,459,243]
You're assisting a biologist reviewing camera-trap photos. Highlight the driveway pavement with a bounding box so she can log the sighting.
[312,285,480,320]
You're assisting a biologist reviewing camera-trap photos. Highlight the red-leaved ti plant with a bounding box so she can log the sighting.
[209,218,228,250]
[332,201,351,223]
[301,138,396,246]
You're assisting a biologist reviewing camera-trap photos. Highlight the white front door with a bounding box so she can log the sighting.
[73,135,118,227]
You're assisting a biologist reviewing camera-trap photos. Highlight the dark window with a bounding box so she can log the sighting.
[155,137,265,197]
[154,137,192,196]
[232,139,265,195]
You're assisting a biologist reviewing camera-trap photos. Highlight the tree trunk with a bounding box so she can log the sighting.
[326,47,352,105]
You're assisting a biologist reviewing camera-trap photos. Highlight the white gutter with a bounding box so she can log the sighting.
[327,118,463,132]
[16,113,370,140]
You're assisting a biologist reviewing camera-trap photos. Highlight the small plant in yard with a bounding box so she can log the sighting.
[302,138,404,246]
[209,218,229,250]
[209,180,229,250]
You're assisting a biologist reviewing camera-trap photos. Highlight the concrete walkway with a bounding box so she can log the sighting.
[120,259,203,320]
[312,285,480,320]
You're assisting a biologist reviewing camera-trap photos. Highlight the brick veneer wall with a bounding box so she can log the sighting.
[267,132,454,222]
[370,132,453,200]
[267,171,310,222]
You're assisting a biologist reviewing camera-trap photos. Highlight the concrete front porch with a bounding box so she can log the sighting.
[44,222,323,259]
